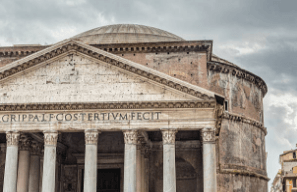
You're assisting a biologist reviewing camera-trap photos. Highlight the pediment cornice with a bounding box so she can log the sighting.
[0,40,217,100]
[0,101,215,111]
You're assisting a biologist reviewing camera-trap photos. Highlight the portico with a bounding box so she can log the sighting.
[0,39,221,192]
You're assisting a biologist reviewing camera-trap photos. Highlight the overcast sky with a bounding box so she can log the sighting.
[1,0,297,189]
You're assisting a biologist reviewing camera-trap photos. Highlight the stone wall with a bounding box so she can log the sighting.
[217,174,268,191]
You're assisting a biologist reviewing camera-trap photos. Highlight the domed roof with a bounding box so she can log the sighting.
[71,24,185,44]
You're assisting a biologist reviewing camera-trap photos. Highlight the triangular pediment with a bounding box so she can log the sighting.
[0,40,217,106]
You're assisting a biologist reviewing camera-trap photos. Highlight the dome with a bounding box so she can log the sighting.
[71,24,185,44]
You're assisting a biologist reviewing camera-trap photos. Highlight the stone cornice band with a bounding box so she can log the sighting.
[208,62,268,96]
[219,169,269,181]
[0,100,215,111]
[221,112,267,135]
[0,40,212,59]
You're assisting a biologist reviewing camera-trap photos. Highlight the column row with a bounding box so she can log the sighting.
[3,128,217,192]
[3,131,57,192]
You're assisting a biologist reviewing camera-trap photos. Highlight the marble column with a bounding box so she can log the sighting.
[3,131,20,192]
[161,129,177,192]
[123,130,138,192]
[201,127,217,192]
[41,131,58,192]
[84,129,99,192]
[28,141,42,192]
[17,135,31,192]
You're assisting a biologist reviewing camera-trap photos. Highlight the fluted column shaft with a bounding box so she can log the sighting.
[17,135,31,192]
[123,130,138,192]
[41,131,58,192]
[162,129,177,192]
[84,129,99,192]
[3,132,20,192]
[28,141,42,192]
[201,128,217,192]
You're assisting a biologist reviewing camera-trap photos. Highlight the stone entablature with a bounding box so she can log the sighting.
[0,101,215,111]
[0,40,212,60]
[0,45,49,58]
[92,40,213,60]
[208,62,268,96]
[0,108,216,132]
[221,111,267,135]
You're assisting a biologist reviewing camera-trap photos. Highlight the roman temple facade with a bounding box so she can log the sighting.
[0,24,268,192]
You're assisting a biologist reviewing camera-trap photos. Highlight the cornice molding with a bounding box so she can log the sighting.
[221,112,267,135]
[91,40,212,60]
[219,169,269,181]
[0,41,212,60]
[0,101,215,112]
[208,62,268,96]
[0,40,215,101]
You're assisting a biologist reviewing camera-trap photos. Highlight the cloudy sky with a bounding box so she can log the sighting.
[1,0,296,188]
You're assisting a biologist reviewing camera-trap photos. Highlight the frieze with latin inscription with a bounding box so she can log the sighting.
[0,112,161,123]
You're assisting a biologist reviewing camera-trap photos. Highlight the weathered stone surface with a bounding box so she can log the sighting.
[0,54,196,104]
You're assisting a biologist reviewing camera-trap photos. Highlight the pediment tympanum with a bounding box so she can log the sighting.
[1,53,197,104]
[0,40,216,105]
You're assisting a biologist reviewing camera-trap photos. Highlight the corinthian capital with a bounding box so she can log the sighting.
[161,129,177,145]
[123,130,138,145]
[201,128,215,143]
[43,131,58,146]
[85,129,99,145]
[19,135,31,151]
[6,131,20,146]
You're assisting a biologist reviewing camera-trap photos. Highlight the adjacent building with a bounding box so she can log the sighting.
[0,24,268,192]
[271,149,297,192]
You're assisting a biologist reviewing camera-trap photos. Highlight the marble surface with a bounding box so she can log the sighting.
[163,144,176,192]
[203,143,217,192]
[41,146,56,192]
[84,144,98,192]
[124,144,137,192]
[3,146,18,192]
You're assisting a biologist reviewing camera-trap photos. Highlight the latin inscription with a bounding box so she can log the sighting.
[0,112,162,123]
